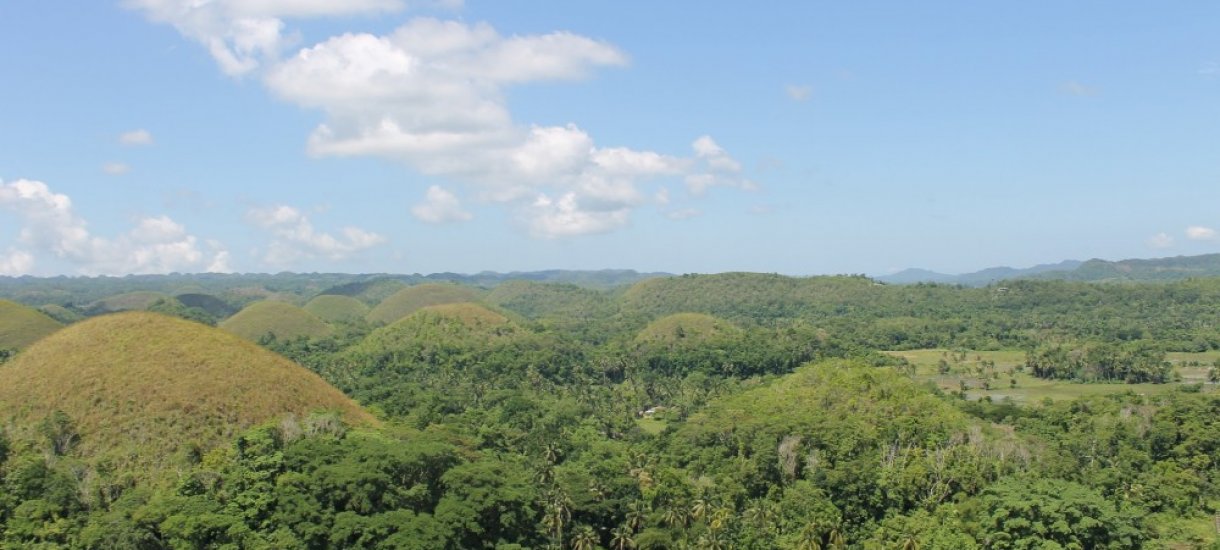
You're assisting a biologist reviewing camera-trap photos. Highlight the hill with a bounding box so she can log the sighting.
[175,292,238,319]
[0,299,63,349]
[635,312,741,346]
[0,312,375,480]
[85,290,170,314]
[37,303,83,324]
[304,294,370,323]
[317,277,410,305]
[220,301,334,341]
[878,260,1083,286]
[366,283,486,325]
[1040,253,1220,282]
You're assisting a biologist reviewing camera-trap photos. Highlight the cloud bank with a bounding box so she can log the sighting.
[128,1,755,238]
[0,178,229,275]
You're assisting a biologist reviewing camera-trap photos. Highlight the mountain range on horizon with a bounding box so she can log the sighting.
[876,253,1220,286]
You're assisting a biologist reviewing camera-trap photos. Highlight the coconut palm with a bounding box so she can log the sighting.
[610,525,636,550]
[571,525,598,550]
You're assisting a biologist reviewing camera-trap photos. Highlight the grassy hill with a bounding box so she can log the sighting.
[0,299,63,349]
[635,312,741,347]
[37,303,83,324]
[175,292,238,319]
[85,290,171,314]
[220,300,334,341]
[366,283,485,325]
[304,294,370,323]
[318,277,410,305]
[0,312,375,481]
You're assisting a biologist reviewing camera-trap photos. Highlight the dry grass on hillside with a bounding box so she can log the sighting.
[0,299,63,349]
[366,283,485,325]
[0,312,375,481]
[220,300,333,341]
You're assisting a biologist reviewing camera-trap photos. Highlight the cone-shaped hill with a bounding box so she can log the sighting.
[366,283,485,325]
[220,300,333,341]
[304,294,370,323]
[635,312,741,348]
[0,312,375,480]
[0,299,63,349]
[318,277,409,305]
[356,302,516,355]
[86,290,171,314]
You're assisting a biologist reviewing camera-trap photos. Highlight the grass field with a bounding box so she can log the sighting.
[884,348,1218,404]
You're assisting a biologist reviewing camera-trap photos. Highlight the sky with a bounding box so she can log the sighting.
[1,1,1219,277]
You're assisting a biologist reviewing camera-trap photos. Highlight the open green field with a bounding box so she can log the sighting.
[884,348,1218,404]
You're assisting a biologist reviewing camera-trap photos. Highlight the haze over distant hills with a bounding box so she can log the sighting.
[877,253,1220,286]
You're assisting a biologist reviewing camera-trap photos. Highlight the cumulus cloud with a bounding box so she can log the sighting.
[102,162,131,175]
[1186,225,1217,241]
[119,129,154,146]
[0,178,226,275]
[1146,232,1174,249]
[247,205,385,264]
[0,249,34,276]
[134,6,756,238]
[412,185,472,223]
[125,0,413,76]
[785,84,812,101]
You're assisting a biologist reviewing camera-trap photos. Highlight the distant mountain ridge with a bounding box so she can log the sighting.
[878,253,1220,285]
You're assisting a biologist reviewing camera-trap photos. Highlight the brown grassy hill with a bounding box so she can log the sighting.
[0,312,375,480]
[0,299,63,349]
[366,283,485,325]
[220,300,333,341]
[304,294,370,323]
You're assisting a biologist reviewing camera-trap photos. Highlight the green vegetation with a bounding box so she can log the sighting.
[365,283,486,325]
[1,272,1220,547]
[36,303,83,324]
[220,300,334,342]
[304,294,371,323]
[0,299,62,349]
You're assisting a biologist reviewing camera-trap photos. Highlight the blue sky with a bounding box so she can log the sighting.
[1,1,1218,276]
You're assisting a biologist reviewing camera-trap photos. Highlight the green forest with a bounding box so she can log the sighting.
[0,272,1218,549]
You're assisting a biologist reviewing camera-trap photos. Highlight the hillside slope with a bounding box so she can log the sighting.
[0,312,375,480]
[0,299,63,349]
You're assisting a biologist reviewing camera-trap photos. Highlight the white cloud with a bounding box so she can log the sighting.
[526,193,629,238]
[247,205,385,264]
[102,162,131,175]
[1199,62,1219,77]
[1186,225,1217,241]
[785,84,812,101]
[119,129,154,146]
[1146,232,1174,249]
[125,0,415,76]
[0,178,225,275]
[0,249,34,276]
[137,8,755,237]
[411,185,472,223]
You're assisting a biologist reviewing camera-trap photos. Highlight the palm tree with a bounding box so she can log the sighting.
[827,525,846,550]
[610,525,636,550]
[571,525,598,550]
[795,522,822,550]
[689,498,710,522]
[625,502,648,533]
[696,530,727,550]
[663,504,689,528]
